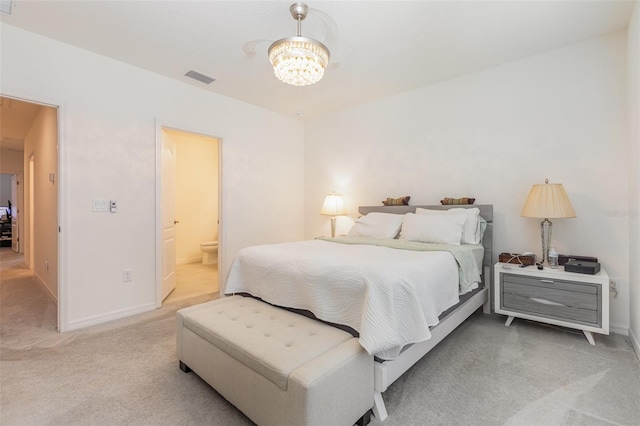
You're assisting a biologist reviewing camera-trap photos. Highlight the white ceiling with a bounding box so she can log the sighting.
[0,1,635,120]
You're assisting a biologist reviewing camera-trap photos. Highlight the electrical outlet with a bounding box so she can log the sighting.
[123,269,133,282]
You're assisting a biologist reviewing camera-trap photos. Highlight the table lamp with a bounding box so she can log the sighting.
[321,193,347,237]
[521,179,576,265]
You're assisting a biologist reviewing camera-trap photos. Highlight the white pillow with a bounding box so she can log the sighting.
[415,207,481,245]
[347,212,405,239]
[399,212,466,245]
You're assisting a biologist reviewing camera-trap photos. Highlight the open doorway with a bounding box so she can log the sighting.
[157,127,220,305]
[0,95,60,331]
[0,173,20,251]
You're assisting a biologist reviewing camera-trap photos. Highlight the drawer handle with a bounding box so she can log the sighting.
[540,279,554,283]
[529,297,566,307]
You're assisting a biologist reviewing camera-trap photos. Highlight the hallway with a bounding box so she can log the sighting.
[0,247,58,350]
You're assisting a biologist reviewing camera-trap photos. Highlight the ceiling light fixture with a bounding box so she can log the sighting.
[268,3,330,87]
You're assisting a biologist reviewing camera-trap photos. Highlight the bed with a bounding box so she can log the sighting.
[222,204,493,420]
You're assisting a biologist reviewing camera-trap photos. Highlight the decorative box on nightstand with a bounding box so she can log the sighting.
[494,263,609,345]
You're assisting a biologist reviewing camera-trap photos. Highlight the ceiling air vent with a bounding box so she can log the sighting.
[184,70,216,85]
[1,0,12,15]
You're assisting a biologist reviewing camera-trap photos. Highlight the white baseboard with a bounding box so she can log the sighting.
[34,271,57,304]
[630,327,640,362]
[610,322,630,336]
[65,302,157,331]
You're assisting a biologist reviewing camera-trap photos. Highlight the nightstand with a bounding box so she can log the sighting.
[494,263,609,345]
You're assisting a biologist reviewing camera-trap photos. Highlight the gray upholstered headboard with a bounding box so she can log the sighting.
[358,204,494,268]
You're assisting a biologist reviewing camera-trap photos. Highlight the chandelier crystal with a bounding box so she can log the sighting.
[268,3,330,86]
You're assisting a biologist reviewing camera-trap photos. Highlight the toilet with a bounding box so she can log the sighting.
[200,241,218,265]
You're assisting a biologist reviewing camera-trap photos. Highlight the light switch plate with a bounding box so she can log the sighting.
[92,199,108,212]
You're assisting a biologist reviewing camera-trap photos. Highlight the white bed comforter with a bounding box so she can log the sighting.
[222,239,469,359]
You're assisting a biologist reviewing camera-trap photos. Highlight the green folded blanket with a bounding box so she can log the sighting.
[316,236,482,293]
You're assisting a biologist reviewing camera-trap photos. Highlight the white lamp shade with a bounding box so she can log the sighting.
[321,193,347,216]
[521,182,576,219]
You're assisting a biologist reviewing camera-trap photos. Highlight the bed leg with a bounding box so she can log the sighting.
[372,391,388,421]
[179,361,191,373]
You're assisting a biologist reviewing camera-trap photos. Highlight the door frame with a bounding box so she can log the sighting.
[154,120,223,307]
[159,131,177,301]
[11,172,24,254]
[29,156,35,269]
[1,91,67,331]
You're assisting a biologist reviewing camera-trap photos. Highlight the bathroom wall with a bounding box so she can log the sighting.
[169,129,219,264]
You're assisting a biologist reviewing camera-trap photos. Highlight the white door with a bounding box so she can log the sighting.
[161,134,177,300]
[11,174,19,252]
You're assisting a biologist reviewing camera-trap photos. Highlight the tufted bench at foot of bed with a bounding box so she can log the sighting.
[176,295,374,426]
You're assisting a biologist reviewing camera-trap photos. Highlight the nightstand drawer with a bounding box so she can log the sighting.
[501,273,601,326]
[503,274,598,296]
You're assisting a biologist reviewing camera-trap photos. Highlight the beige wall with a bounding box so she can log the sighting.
[23,106,58,301]
[2,24,305,330]
[0,149,24,173]
[305,32,631,334]
[627,1,640,359]
[166,129,219,264]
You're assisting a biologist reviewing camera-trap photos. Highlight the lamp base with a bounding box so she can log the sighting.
[540,218,552,265]
[330,217,336,238]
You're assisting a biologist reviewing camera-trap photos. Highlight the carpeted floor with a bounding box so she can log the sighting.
[1,248,639,425]
[370,317,640,426]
